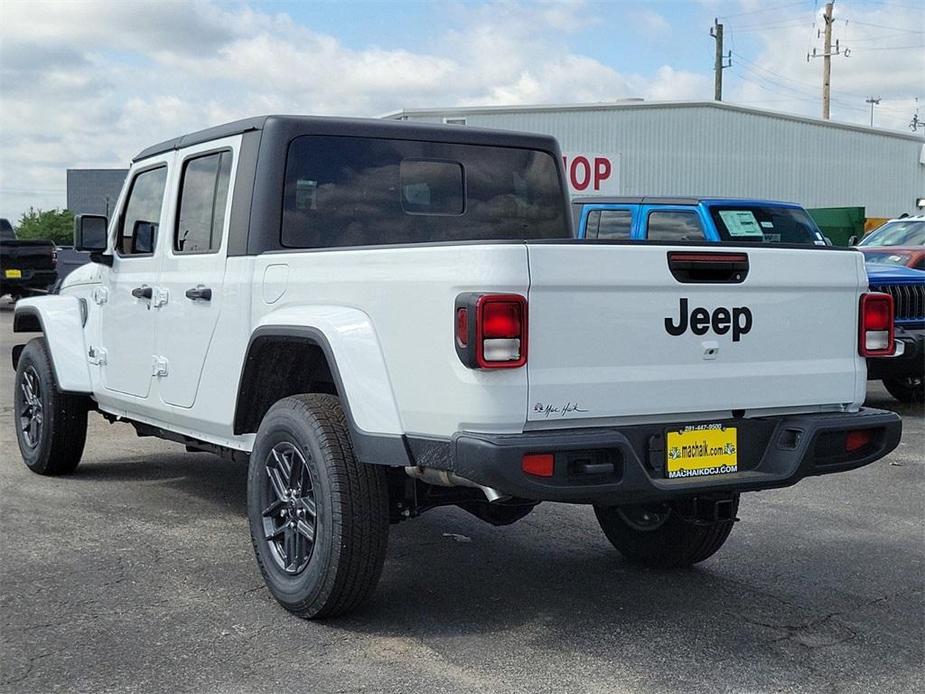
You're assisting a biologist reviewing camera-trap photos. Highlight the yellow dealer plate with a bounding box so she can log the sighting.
[5,269,22,279]
[666,425,738,479]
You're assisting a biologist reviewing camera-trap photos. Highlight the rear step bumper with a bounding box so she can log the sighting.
[451,408,902,505]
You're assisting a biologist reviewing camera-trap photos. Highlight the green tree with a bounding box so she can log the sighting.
[16,208,75,245]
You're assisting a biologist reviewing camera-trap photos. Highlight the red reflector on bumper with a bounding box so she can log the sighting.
[845,429,873,452]
[522,453,554,478]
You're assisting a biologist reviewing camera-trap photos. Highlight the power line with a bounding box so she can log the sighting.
[731,50,920,104]
[732,52,863,108]
[846,20,925,33]
[850,44,924,51]
[719,1,810,20]
[847,32,925,43]
[732,61,852,107]
[731,57,871,112]
[731,51,819,91]
[731,21,816,33]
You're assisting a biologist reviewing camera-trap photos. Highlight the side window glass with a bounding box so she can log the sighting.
[597,210,632,239]
[175,151,232,253]
[119,166,167,256]
[646,211,706,242]
[585,210,601,239]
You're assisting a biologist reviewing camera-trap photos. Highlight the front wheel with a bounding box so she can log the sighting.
[13,337,88,475]
[882,375,924,404]
[594,496,739,568]
[247,394,389,619]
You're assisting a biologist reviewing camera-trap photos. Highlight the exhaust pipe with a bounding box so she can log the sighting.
[404,466,506,503]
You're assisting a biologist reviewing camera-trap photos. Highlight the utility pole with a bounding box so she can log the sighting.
[865,97,881,127]
[911,98,921,132]
[821,2,834,119]
[808,2,848,120]
[710,19,732,101]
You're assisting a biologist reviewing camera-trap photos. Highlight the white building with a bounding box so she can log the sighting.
[385,101,925,218]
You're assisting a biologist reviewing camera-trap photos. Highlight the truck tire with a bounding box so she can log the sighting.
[882,376,924,404]
[13,337,88,475]
[594,497,739,568]
[247,394,389,619]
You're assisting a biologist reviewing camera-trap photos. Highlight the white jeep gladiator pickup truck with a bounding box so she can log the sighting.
[12,116,902,618]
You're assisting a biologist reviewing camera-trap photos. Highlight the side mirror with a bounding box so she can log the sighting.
[132,220,157,254]
[74,214,108,252]
[848,235,858,246]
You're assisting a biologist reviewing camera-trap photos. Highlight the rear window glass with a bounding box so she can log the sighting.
[709,206,824,245]
[281,135,567,248]
[400,159,464,215]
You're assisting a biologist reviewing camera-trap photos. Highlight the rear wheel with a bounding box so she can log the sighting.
[594,496,739,568]
[247,394,389,619]
[882,375,924,404]
[13,337,88,475]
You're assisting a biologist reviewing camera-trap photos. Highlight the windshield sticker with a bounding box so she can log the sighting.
[760,220,774,228]
[719,210,762,236]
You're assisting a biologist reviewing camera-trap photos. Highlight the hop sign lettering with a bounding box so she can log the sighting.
[562,153,620,195]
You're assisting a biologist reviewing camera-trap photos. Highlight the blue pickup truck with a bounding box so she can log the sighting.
[573,197,830,245]
[573,197,924,402]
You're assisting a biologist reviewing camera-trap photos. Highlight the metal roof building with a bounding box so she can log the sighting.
[384,101,925,218]
[66,168,128,217]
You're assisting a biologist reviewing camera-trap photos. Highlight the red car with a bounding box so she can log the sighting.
[856,216,925,270]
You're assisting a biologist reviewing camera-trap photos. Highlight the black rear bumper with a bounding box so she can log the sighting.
[450,408,902,505]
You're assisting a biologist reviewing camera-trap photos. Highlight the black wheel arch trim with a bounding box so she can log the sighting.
[12,305,43,334]
[11,307,55,379]
[235,325,411,467]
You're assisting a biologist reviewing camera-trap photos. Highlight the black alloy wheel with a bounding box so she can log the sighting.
[260,442,318,575]
[18,365,44,449]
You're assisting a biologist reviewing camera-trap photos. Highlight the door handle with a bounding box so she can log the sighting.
[185,285,212,302]
[131,285,153,300]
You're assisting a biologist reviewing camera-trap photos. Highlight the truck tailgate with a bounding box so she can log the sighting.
[526,244,865,425]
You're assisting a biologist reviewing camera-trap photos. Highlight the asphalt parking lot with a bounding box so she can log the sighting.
[0,301,922,694]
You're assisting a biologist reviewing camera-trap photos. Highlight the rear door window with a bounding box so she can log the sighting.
[175,151,232,253]
[281,135,567,248]
[646,211,706,242]
[585,209,633,240]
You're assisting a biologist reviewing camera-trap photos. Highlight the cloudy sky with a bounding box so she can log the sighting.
[1,0,922,222]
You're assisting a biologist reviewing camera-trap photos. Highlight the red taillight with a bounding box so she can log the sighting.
[454,293,527,369]
[522,453,554,477]
[482,301,522,338]
[859,293,894,357]
[455,308,469,348]
[476,294,526,368]
[845,429,873,452]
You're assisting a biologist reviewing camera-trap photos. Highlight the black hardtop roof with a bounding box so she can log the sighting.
[572,196,701,206]
[133,115,562,162]
[571,196,802,207]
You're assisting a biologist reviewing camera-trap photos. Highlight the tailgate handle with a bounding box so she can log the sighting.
[667,251,749,284]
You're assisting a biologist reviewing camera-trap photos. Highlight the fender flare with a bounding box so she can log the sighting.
[13,296,92,393]
[237,306,409,466]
